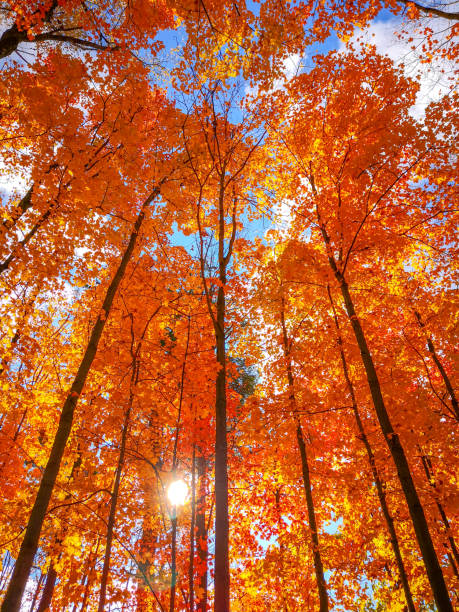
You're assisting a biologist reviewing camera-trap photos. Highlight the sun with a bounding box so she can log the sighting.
[167,479,188,506]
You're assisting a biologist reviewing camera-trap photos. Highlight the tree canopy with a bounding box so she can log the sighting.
[0,1,457,610]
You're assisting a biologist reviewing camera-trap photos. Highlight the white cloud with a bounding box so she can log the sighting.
[280,53,302,82]
[271,176,312,237]
[0,161,29,204]
[340,17,456,118]
[271,198,294,236]
[245,52,303,99]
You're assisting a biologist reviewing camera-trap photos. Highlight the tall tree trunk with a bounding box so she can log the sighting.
[327,286,415,612]
[170,510,178,612]
[36,565,57,612]
[279,294,329,612]
[169,317,191,612]
[1,187,160,612]
[317,218,452,611]
[213,179,232,612]
[98,361,138,612]
[0,22,28,59]
[419,450,459,576]
[413,311,458,421]
[214,277,229,612]
[81,538,101,612]
[34,454,82,611]
[338,276,452,610]
[197,177,236,612]
[274,487,288,612]
[28,570,44,612]
[189,445,196,612]
[195,454,208,612]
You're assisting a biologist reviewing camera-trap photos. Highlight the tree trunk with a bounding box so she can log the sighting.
[419,451,459,576]
[170,511,177,612]
[0,22,27,59]
[81,538,101,612]
[295,420,329,612]
[1,187,160,612]
[413,311,458,421]
[214,278,229,612]
[327,286,415,612]
[195,154,238,610]
[279,295,329,612]
[196,178,234,612]
[169,318,191,612]
[213,179,231,611]
[98,362,137,612]
[28,570,44,612]
[323,246,452,611]
[195,454,208,612]
[36,565,57,612]
[189,446,196,612]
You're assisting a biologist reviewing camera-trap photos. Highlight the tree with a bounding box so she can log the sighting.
[269,46,455,610]
[176,79,267,611]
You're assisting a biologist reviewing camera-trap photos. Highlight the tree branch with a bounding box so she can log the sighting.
[400,0,459,20]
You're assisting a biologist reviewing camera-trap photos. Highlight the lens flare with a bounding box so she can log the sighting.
[167,479,188,506]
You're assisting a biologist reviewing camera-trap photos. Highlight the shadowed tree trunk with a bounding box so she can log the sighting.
[195,453,208,612]
[419,450,459,577]
[1,186,161,612]
[316,208,453,611]
[189,445,196,612]
[212,181,235,612]
[214,273,229,611]
[196,178,236,612]
[0,20,31,59]
[81,537,101,612]
[184,92,262,610]
[169,316,191,612]
[327,285,416,612]
[0,1,116,59]
[413,310,458,421]
[36,565,57,612]
[279,293,329,612]
[28,570,44,612]
[98,360,138,612]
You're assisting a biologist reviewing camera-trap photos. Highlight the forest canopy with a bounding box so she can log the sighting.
[0,1,457,610]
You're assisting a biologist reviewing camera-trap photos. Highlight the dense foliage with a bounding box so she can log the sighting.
[0,1,457,610]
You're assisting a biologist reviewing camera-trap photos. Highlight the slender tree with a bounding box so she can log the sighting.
[1,185,162,612]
